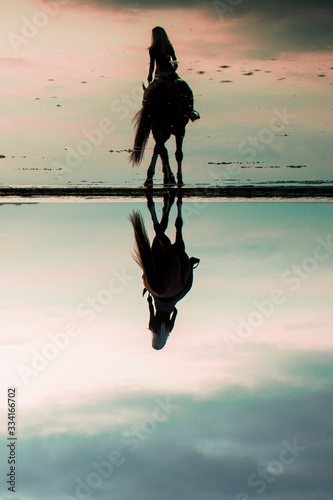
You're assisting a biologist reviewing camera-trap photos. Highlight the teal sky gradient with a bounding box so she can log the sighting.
[0,200,332,498]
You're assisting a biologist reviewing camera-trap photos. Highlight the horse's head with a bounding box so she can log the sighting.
[149,308,177,350]
[151,322,170,350]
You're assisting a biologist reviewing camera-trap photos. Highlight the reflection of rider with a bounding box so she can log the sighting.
[144,257,200,349]
[146,26,200,122]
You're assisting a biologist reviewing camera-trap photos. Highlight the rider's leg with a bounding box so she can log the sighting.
[176,79,200,121]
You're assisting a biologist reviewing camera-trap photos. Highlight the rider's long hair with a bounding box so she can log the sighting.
[149,26,172,55]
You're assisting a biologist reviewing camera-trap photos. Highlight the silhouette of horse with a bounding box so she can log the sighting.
[129,190,200,350]
[129,79,193,186]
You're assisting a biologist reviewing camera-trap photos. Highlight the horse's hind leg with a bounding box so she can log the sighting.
[145,191,159,227]
[175,131,185,186]
[160,145,176,185]
[146,191,174,243]
[160,190,176,232]
[154,129,175,185]
[175,191,185,250]
[145,152,158,187]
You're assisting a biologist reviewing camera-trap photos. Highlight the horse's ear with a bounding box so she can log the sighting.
[142,82,147,91]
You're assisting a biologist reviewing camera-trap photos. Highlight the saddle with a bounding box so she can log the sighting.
[143,77,193,112]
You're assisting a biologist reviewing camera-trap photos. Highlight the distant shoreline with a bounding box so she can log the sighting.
[0,184,332,200]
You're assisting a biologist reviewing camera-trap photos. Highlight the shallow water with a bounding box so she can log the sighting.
[1,8,332,189]
[0,200,332,499]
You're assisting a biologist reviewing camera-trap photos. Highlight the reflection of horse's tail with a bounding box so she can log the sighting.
[129,211,157,289]
[129,104,151,166]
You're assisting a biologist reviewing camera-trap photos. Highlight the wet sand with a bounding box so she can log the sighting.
[0,183,332,200]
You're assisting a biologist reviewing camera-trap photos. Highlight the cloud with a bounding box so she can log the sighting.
[72,0,333,19]
[72,0,332,10]
[229,3,333,55]
[73,0,206,7]
[15,376,333,500]
[70,0,333,54]
[213,0,333,17]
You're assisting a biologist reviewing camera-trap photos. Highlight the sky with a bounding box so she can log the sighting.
[0,200,333,499]
[0,0,332,186]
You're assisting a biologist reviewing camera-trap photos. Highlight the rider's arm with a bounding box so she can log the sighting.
[148,48,155,83]
[169,45,178,70]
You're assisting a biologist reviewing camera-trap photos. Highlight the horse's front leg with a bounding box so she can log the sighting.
[175,131,185,186]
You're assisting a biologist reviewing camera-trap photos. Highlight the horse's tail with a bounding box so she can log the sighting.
[129,211,157,289]
[129,104,151,166]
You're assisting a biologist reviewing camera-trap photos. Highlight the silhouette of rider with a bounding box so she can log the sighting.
[146,26,200,122]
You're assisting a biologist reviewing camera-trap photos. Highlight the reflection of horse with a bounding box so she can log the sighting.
[129,190,200,350]
[129,79,192,186]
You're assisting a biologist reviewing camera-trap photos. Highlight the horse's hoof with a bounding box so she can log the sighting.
[145,190,154,207]
[177,178,184,186]
[164,190,176,203]
[144,178,153,187]
[164,176,176,185]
